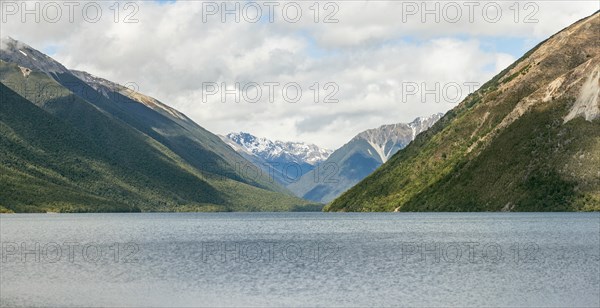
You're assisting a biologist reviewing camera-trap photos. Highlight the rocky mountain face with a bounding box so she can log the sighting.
[288,114,443,203]
[354,115,443,164]
[328,12,600,212]
[0,37,317,213]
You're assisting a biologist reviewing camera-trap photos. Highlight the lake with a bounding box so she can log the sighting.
[1,213,599,307]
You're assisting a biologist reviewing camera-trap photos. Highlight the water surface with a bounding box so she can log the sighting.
[1,213,599,307]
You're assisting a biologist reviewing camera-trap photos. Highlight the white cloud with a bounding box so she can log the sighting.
[1,0,596,148]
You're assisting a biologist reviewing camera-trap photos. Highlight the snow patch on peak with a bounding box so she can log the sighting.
[224,132,332,166]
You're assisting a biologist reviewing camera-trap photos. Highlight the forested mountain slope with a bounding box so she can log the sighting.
[0,40,315,212]
[328,12,600,212]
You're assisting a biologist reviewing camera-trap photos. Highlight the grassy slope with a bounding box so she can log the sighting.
[401,99,600,211]
[0,68,316,212]
[327,12,600,212]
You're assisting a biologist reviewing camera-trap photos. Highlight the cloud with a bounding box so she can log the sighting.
[1,0,596,148]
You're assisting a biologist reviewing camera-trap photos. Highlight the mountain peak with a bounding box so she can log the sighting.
[222,132,332,166]
[287,113,442,203]
[0,37,68,75]
[354,113,443,163]
[409,113,445,126]
[226,132,259,145]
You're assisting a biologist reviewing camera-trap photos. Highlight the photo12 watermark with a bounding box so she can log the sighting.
[1,1,140,23]
[401,81,481,104]
[199,160,340,185]
[1,242,140,263]
[399,1,539,23]
[0,78,141,105]
[201,1,340,23]
[200,241,341,264]
[201,82,340,104]
[398,241,541,264]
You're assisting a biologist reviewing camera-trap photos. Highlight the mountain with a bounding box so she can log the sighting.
[222,132,331,166]
[328,12,600,212]
[220,132,332,186]
[288,114,442,203]
[0,37,318,213]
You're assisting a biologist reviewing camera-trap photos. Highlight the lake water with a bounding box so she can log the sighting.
[1,213,599,307]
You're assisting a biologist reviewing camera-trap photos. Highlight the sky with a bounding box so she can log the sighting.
[1,0,598,149]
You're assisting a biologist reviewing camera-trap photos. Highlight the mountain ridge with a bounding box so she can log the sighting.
[221,132,332,166]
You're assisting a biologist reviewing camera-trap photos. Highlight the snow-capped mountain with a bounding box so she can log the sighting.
[219,132,333,187]
[221,132,332,166]
[355,114,444,163]
[288,113,443,203]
